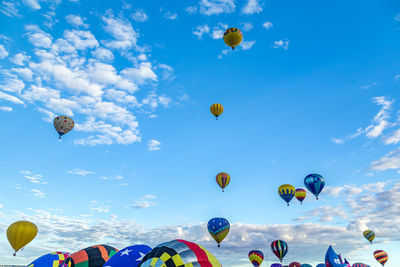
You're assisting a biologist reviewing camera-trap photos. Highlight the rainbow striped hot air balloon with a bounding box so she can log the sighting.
[248,250,264,267]
[138,239,222,267]
[208,217,230,247]
[216,172,230,192]
[295,188,306,204]
[278,184,296,206]
[60,245,118,267]
[271,240,288,263]
[374,250,388,266]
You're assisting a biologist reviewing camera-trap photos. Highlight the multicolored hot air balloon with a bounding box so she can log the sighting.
[103,245,152,267]
[60,245,118,267]
[138,239,222,267]
[352,263,370,267]
[278,184,295,206]
[374,250,388,266]
[210,104,224,119]
[300,264,312,267]
[208,217,230,247]
[325,245,350,267]
[271,264,283,267]
[7,220,38,256]
[289,262,301,267]
[295,188,306,204]
[248,250,264,267]
[216,172,230,192]
[363,230,375,244]
[27,252,70,267]
[271,240,288,263]
[223,28,243,50]
[304,173,325,200]
[54,115,74,139]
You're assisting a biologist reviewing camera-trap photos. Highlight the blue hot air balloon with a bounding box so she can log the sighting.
[316,264,326,267]
[300,264,312,267]
[207,217,230,247]
[304,173,325,199]
[325,245,350,267]
[103,245,152,267]
[27,252,70,267]
[271,264,283,267]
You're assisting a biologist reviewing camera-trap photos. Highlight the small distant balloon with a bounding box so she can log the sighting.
[271,264,283,267]
[278,184,295,206]
[223,28,243,50]
[216,172,230,192]
[374,250,388,266]
[289,262,301,267]
[248,250,264,267]
[7,221,38,256]
[352,263,370,267]
[363,230,375,244]
[208,217,230,247]
[295,188,306,204]
[54,115,74,139]
[210,104,224,119]
[271,240,288,262]
[304,173,325,199]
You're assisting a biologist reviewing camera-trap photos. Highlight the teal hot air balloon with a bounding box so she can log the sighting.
[300,264,312,267]
[304,173,325,199]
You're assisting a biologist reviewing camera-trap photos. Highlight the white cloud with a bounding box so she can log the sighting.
[91,206,110,213]
[262,21,273,29]
[386,129,400,145]
[21,170,46,184]
[102,12,137,50]
[10,53,30,66]
[11,67,33,80]
[394,74,400,81]
[242,0,262,14]
[370,148,400,171]
[101,174,124,181]
[67,169,93,176]
[65,15,88,28]
[28,32,53,48]
[211,23,228,39]
[193,24,210,39]
[158,64,175,81]
[148,139,161,151]
[131,9,148,22]
[0,1,20,17]
[199,0,235,16]
[241,22,253,32]
[0,91,24,105]
[22,0,40,10]
[395,13,400,22]
[64,30,99,50]
[0,106,12,112]
[240,40,255,50]
[0,44,8,59]
[164,11,178,20]
[273,39,289,49]
[185,6,197,14]
[121,62,157,85]
[131,195,157,208]
[91,47,114,61]
[31,189,46,198]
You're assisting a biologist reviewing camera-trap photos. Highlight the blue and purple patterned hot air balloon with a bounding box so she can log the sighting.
[304,173,325,200]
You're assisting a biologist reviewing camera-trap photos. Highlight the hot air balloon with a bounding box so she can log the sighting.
[7,220,38,256]
[373,250,388,266]
[289,262,300,267]
[223,28,243,50]
[60,245,118,267]
[278,184,295,206]
[210,104,224,119]
[325,245,350,267]
[316,264,326,267]
[248,250,264,267]
[103,245,152,267]
[295,188,306,204]
[54,115,74,139]
[352,263,370,267]
[27,252,70,267]
[271,240,288,263]
[216,172,230,192]
[271,264,283,267]
[208,217,230,247]
[300,264,312,267]
[304,173,325,200]
[138,239,222,267]
[363,230,375,244]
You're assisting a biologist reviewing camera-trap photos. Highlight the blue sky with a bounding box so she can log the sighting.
[0,0,400,266]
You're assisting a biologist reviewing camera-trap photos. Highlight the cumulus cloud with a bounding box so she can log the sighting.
[148,139,161,151]
[131,195,157,209]
[211,23,228,39]
[193,24,210,39]
[242,0,262,14]
[65,15,89,28]
[64,30,99,50]
[0,44,8,58]
[10,53,30,66]
[262,21,273,29]
[131,9,148,22]
[199,0,235,16]
[102,12,138,50]
[273,39,289,50]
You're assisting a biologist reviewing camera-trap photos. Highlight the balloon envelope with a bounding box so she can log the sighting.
[60,245,118,267]
[295,188,306,204]
[316,264,326,267]
[363,230,375,243]
[300,265,312,267]
[271,240,288,262]
[27,252,70,267]
[373,250,388,266]
[207,217,230,247]
[278,184,295,206]
[216,172,230,192]
[289,262,301,267]
[223,28,243,49]
[271,264,283,267]
[325,245,350,267]
[248,250,264,267]
[138,239,221,266]
[102,245,151,267]
[54,115,74,138]
[352,263,370,267]
[7,220,38,255]
[210,104,224,119]
[304,173,325,199]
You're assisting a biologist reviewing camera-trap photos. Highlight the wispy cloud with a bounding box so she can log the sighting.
[131,195,157,209]
[240,40,255,50]
[0,1,21,17]
[0,106,12,112]
[67,169,93,176]
[22,0,40,10]
[65,15,89,28]
[101,174,124,180]
[31,189,46,198]
[148,139,161,151]
[131,9,148,22]
[0,44,8,59]
[164,11,178,20]
[262,21,273,30]
[395,13,400,22]
[241,0,262,14]
[370,148,400,171]
[21,170,46,184]
[193,24,210,39]
[273,39,289,50]
[241,22,253,32]
[199,0,235,16]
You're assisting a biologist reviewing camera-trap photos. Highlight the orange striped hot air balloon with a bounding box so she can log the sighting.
[374,250,388,266]
[295,188,306,204]
[216,172,230,192]
[210,104,224,119]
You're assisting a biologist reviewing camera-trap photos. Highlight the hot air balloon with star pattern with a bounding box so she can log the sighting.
[208,217,230,247]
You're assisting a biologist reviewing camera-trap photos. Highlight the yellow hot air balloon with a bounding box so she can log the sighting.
[223,28,243,50]
[210,104,224,119]
[363,230,375,244]
[7,221,38,256]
